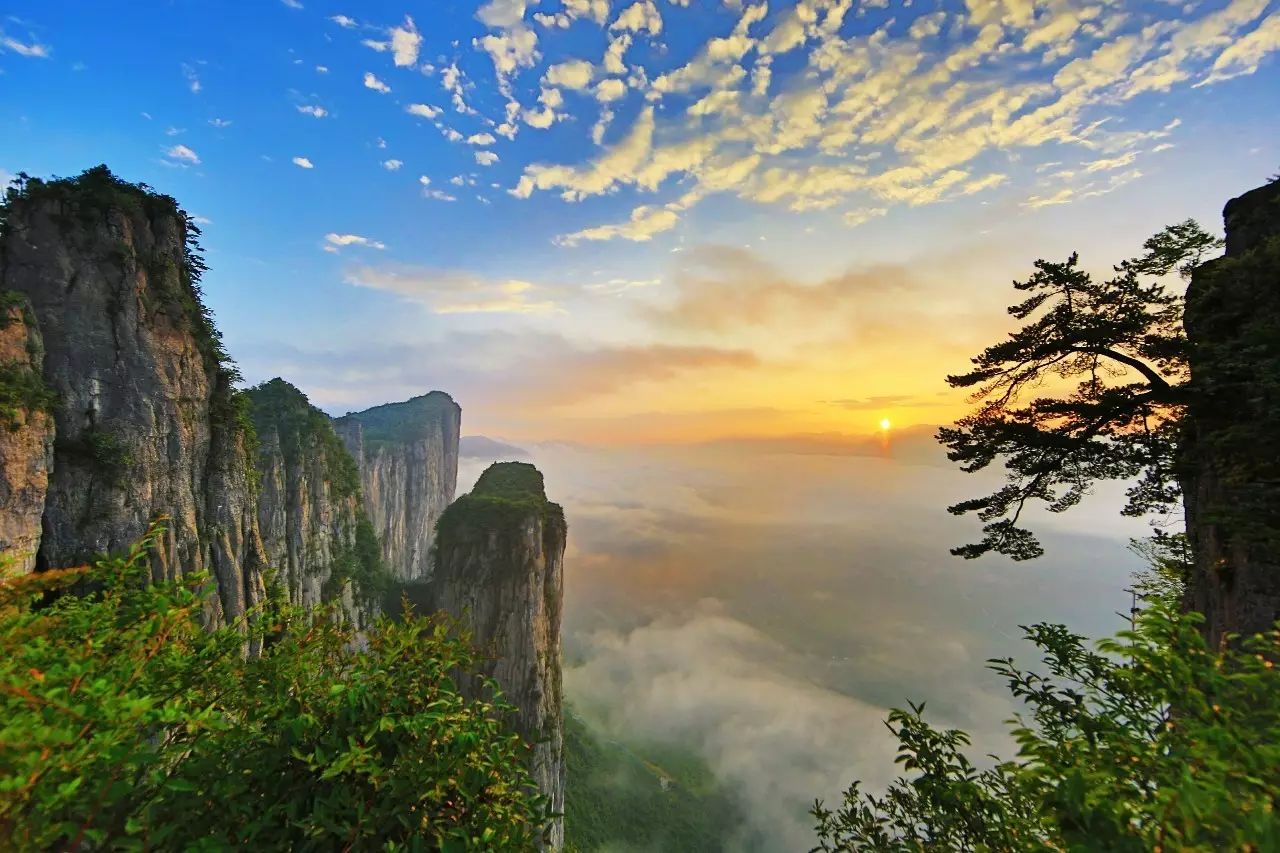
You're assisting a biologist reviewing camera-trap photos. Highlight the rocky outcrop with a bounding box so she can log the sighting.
[0,293,54,575]
[0,167,266,628]
[334,392,460,582]
[1183,178,1280,646]
[429,462,566,849]
[247,378,387,627]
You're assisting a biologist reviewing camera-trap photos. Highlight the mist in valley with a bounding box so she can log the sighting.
[460,433,1149,849]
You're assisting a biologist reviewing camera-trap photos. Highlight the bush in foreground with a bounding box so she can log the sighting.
[813,599,1280,852]
[0,529,549,851]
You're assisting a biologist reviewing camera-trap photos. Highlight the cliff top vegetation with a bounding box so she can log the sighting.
[338,391,458,450]
[244,377,362,501]
[435,463,565,562]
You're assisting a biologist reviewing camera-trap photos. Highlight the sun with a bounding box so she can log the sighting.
[879,417,892,431]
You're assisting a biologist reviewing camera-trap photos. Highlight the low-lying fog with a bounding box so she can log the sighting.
[460,430,1149,850]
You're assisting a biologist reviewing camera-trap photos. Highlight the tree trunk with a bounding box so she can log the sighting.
[1182,180,1280,647]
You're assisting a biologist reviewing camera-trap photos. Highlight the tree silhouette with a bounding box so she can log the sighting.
[940,220,1221,560]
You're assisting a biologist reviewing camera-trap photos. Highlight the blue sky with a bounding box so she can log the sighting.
[1,0,1277,441]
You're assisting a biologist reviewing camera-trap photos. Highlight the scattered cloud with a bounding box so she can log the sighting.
[181,62,201,93]
[208,117,232,128]
[296,104,328,118]
[363,71,391,93]
[475,151,500,166]
[324,232,387,252]
[407,102,442,119]
[382,159,403,170]
[292,156,314,169]
[280,0,303,9]
[344,264,562,314]
[164,144,200,165]
[1,35,50,58]
[330,14,358,28]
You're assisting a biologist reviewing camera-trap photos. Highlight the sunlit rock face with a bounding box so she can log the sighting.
[429,462,567,849]
[247,378,378,628]
[0,171,266,629]
[0,294,54,575]
[334,392,461,582]
[1183,178,1280,646]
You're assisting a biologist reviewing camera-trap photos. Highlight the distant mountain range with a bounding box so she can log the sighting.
[460,435,532,460]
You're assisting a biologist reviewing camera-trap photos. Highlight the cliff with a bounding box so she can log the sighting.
[0,167,266,628]
[246,378,389,627]
[429,462,567,848]
[1183,178,1280,646]
[334,392,460,582]
[0,293,54,574]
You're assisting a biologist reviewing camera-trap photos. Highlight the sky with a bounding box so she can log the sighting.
[1,0,1278,444]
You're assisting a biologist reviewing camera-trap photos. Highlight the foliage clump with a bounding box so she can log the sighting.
[0,528,551,850]
[323,513,395,608]
[812,597,1280,852]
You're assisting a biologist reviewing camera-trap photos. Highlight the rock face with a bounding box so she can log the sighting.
[0,293,54,574]
[247,378,386,627]
[1183,178,1280,646]
[429,462,566,849]
[334,392,460,582]
[0,168,266,628]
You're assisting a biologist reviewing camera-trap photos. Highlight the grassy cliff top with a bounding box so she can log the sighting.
[245,378,361,499]
[434,462,564,556]
[336,391,458,447]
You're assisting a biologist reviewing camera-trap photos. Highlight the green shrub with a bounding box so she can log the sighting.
[0,528,551,850]
[812,599,1280,852]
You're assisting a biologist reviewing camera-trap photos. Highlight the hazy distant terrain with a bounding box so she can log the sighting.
[459,436,1147,850]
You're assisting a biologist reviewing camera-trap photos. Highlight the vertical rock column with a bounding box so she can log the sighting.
[1183,179,1280,646]
[431,462,566,849]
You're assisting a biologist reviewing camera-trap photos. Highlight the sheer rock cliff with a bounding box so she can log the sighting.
[334,392,461,582]
[429,462,567,849]
[1183,178,1280,646]
[0,169,266,627]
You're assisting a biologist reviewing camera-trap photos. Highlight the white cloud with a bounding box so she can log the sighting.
[389,16,422,66]
[407,103,443,119]
[281,0,303,9]
[545,58,596,90]
[330,14,358,27]
[382,159,403,170]
[1,36,50,58]
[297,104,328,118]
[363,71,391,93]
[467,132,497,146]
[209,117,232,128]
[165,144,200,165]
[611,0,662,35]
[292,156,315,169]
[476,151,500,166]
[325,233,387,250]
